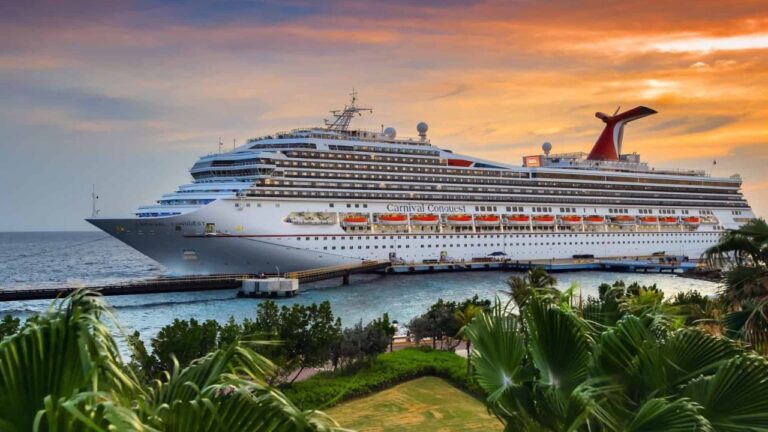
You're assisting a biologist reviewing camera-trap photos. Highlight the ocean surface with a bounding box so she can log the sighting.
[0,231,720,345]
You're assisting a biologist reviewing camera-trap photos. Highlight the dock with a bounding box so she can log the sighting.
[386,256,696,274]
[0,274,257,302]
[285,260,390,284]
[0,256,695,302]
[0,260,390,302]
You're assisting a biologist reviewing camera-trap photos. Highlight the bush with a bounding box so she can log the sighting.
[0,315,20,340]
[283,347,479,410]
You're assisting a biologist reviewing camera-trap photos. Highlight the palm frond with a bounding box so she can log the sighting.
[624,398,707,432]
[0,290,141,431]
[659,328,741,389]
[524,297,591,397]
[683,355,768,431]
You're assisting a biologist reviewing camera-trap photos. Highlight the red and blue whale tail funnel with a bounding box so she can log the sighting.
[587,106,657,161]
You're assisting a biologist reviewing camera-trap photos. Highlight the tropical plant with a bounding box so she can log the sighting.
[331,318,390,369]
[0,290,342,431]
[454,303,483,373]
[504,267,559,308]
[407,296,490,350]
[705,218,768,352]
[0,314,20,339]
[466,294,768,431]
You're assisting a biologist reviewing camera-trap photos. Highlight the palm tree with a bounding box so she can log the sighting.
[454,303,483,374]
[503,267,559,309]
[0,291,342,432]
[704,218,768,352]
[465,295,768,431]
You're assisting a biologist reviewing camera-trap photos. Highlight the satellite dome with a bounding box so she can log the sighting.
[383,127,397,138]
[542,141,552,155]
[417,122,429,134]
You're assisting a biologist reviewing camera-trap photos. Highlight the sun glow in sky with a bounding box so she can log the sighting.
[0,0,767,230]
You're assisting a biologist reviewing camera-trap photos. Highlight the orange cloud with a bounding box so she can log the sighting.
[1,0,767,230]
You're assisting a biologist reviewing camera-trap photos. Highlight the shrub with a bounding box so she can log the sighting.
[283,347,479,410]
[0,315,20,339]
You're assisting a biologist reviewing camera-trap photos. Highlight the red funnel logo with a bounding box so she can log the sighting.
[587,106,657,161]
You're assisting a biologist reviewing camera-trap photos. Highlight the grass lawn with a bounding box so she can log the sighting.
[327,376,503,432]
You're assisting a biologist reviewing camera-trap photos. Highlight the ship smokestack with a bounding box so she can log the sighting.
[587,106,657,161]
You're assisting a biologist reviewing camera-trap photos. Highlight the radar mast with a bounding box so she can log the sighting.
[324,89,372,131]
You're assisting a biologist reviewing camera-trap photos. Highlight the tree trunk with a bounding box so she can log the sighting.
[466,339,472,375]
[289,366,305,384]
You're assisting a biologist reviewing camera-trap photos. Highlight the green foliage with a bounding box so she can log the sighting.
[669,290,722,326]
[331,317,391,369]
[467,293,768,431]
[407,295,490,349]
[152,318,222,372]
[505,267,558,308]
[703,218,768,353]
[130,301,344,383]
[0,290,341,431]
[0,314,20,340]
[284,347,478,411]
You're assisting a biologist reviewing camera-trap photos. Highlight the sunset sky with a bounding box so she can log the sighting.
[1,0,766,231]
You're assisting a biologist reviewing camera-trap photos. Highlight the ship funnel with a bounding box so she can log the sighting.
[587,106,657,161]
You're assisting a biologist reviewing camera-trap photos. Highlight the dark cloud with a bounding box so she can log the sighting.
[0,78,158,121]
[430,85,467,100]
[650,115,741,135]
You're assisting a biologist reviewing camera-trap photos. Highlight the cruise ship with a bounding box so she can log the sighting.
[88,93,756,274]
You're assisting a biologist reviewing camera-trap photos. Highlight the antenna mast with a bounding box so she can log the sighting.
[91,184,100,218]
[324,89,372,131]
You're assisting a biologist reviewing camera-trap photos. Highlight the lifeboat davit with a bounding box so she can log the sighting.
[342,214,368,227]
[613,215,636,225]
[585,215,606,225]
[659,217,679,225]
[378,213,407,225]
[505,214,530,225]
[475,214,500,226]
[410,213,439,225]
[682,216,700,226]
[446,214,473,225]
[639,216,658,225]
[560,215,582,225]
[533,215,555,225]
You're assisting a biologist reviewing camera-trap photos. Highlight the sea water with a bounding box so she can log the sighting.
[0,232,720,343]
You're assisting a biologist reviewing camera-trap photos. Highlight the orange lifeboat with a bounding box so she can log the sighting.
[378,213,407,225]
[682,216,700,226]
[613,215,636,225]
[342,214,368,226]
[505,214,530,225]
[446,214,473,225]
[639,216,658,225]
[560,215,582,225]
[532,215,555,225]
[585,215,606,225]
[659,217,678,225]
[475,214,500,226]
[410,213,439,225]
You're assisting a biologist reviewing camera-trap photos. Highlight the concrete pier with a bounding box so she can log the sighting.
[0,256,695,302]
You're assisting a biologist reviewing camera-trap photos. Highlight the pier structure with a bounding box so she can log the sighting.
[0,256,695,302]
[386,256,696,274]
[285,260,390,284]
[0,260,390,302]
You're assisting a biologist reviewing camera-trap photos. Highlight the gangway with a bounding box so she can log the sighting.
[285,260,390,284]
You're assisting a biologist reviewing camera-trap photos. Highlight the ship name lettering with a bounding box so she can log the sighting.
[386,203,466,213]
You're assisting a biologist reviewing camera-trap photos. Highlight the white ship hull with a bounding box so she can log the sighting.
[89,198,737,275]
